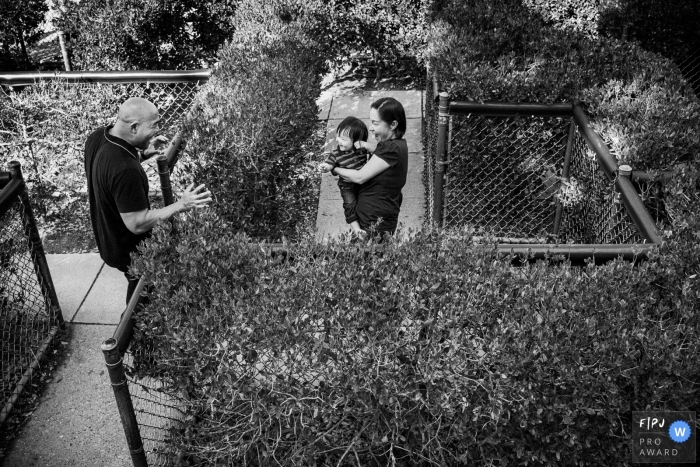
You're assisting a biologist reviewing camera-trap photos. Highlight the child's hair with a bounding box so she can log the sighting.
[336,116,369,143]
[371,97,407,139]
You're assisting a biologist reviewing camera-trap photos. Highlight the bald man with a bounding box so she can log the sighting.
[84,97,211,304]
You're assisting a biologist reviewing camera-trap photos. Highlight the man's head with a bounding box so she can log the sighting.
[113,97,161,150]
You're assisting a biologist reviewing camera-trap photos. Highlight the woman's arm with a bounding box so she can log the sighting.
[334,155,390,184]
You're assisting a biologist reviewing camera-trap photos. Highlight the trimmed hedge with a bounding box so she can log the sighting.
[427,0,700,172]
[176,0,326,240]
[130,212,700,466]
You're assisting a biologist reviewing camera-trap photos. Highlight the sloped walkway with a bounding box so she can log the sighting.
[2,254,130,466]
[1,88,425,467]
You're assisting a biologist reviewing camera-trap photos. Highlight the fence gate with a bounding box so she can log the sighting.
[0,161,64,427]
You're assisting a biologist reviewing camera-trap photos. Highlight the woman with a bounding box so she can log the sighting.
[334,97,408,239]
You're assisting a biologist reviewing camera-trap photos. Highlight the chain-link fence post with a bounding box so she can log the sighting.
[434,92,450,227]
[156,155,175,207]
[7,161,65,330]
[552,120,577,238]
[102,338,149,467]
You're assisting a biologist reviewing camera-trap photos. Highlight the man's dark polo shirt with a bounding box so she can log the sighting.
[84,126,150,271]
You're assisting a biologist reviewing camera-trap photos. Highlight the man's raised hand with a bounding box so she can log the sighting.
[178,183,212,212]
[143,135,170,158]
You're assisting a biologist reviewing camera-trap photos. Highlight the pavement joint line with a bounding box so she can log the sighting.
[69,262,105,323]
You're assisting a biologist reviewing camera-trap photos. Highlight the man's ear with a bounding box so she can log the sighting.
[130,121,139,134]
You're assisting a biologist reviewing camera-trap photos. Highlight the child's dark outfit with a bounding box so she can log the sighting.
[324,147,369,224]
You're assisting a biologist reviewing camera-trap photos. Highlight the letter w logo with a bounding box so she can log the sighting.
[674,427,687,437]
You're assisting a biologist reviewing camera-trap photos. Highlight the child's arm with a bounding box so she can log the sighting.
[355,141,377,153]
[318,152,336,172]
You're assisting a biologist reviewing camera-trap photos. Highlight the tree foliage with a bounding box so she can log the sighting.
[0,0,48,70]
[55,0,237,70]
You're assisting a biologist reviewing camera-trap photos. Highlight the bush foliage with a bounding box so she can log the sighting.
[56,0,237,70]
[131,212,700,466]
[427,0,700,173]
[176,0,326,240]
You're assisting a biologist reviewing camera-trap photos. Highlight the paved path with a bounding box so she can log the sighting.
[2,254,130,467]
[1,88,424,467]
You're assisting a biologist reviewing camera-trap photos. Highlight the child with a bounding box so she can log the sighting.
[319,116,370,236]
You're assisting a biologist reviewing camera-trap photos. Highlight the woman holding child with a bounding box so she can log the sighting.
[331,97,408,239]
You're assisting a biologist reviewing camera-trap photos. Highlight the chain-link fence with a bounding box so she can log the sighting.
[0,71,209,214]
[443,113,571,240]
[557,129,643,244]
[677,50,700,97]
[0,163,65,428]
[424,94,660,246]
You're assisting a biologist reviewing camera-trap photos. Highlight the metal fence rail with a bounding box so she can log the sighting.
[0,162,65,428]
[425,90,662,247]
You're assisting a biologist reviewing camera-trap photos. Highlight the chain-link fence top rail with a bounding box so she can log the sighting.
[0,185,60,425]
[0,71,209,204]
[426,97,659,245]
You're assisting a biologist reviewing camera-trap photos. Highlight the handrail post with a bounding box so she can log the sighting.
[552,119,577,238]
[57,31,71,71]
[156,155,177,237]
[102,338,148,467]
[434,92,449,227]
[156,155,175,207]
[7,161,66,330]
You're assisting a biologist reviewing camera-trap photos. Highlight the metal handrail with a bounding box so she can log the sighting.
[572,104,663,244]
[449,101,573,118]
[0,69,211,87]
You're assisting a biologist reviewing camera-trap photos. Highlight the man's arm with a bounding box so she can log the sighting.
[120,183,212,235]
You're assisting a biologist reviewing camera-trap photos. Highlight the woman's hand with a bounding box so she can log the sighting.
[354,141,364,150]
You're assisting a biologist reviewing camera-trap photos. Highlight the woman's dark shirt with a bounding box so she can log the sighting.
[356,139,408,233]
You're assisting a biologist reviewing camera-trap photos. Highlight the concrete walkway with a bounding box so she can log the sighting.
[1,89,425,467]
[2,254,131,467]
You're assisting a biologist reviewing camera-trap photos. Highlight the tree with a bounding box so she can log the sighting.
[0,0,48,70]
[55,0,237,70]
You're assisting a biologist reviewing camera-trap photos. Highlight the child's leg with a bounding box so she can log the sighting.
[338,180,362,232]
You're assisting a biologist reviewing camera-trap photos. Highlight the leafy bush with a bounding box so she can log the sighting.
[130,212,700,466]
[520,0,612,39]
[0,82,119,220]
[305,0,429,76]
[176,0,326,240]
[427,0,700,173]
